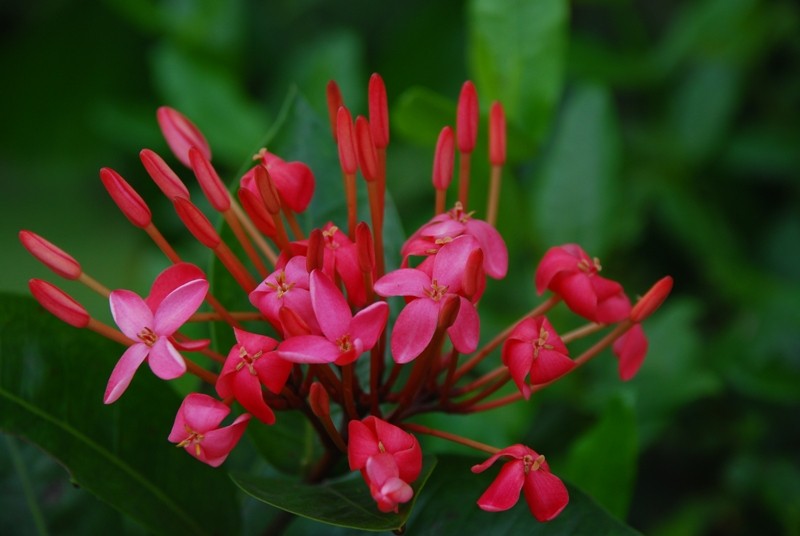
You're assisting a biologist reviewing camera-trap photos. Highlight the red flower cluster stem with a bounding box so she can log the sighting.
[22,74,671,523]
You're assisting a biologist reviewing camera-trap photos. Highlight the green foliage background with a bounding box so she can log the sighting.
[1,0,799,534]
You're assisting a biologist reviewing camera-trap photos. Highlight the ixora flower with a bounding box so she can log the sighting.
[472,445,569,522]
[169,393,250,467]
[21,73,672,529]
[104,263,209,404]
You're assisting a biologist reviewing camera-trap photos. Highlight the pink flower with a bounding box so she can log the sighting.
[247,150,316,213]
[402,202,508,279]
[472,445,568,522]
[535,244,629,323]
[502,317,574,399]
[249,256,319,334]
[168,393,250,467]
[348,417,422,513]
[104,264,209,404]
[613,324,648,381]
[216,328,292,424]
[277,270,388,365]
[375,237,480,363]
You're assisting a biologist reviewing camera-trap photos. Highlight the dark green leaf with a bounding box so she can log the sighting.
[562,397,638,519]
[530,84,621,257]
[0,294,240,536]
[468,0,568,148]
[232,456,437,532]
[393,86,455,147]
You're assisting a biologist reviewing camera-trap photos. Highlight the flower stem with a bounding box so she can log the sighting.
[402,422,499,455]
[230,200,278,266]
[486,164,502,227]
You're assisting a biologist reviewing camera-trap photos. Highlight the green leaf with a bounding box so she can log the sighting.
[232,456,437,532]
[562,397,638,519]
[530,84,621,257]
[393,86,455,148]
[0,294,241,535]
[468,0,568,148]
[405,454,639,534]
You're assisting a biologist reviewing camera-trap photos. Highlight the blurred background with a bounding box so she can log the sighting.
[2,0,799,534]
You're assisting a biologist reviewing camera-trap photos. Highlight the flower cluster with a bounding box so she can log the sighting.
[21,75,672,523]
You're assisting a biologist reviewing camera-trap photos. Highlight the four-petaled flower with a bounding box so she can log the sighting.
[502,316,574,399]
[168,393,250,467]
[472,444,569,522]
[105,263,209,404]
[216,328,292,424]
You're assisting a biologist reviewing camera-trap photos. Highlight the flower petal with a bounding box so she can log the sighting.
[278,335,340,364]
[104,343,149,404]
[523,469,569,522]
[197,414,251,467]
[145,263,206,310]
[172,393,229,435]
[148,338,187,380]
[153,279,209,335]
[310,270,351,340]
[476,460,525,512]
[350,301,389,351]
[465,219,508,279]
[390,298,438,364]
[447,297,479,354]
[109,289,152,340]
[374,269,431,298]
[432,235,479,289]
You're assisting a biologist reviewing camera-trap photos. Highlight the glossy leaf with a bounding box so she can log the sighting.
[468,0,568,148]
[232,456,437,532]
[0,294,240,536]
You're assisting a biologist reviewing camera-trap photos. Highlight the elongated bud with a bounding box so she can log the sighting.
[140,149,190,199]
[278,306,312,338]
[630,276,673,323]
[99,168,152,228]
[306,229,325,272]
[462,248,484,300]
[456,81,479,153]
[489,102,506,166]
[29,279,90,328]
[189,147,230,211]
[156,106,211,168]
[326,80,344,142]
[237,187,276,237]
[309,381,330,418]
[355,116,379,182]
[368,73,389,149]
[356,222,374,273]
[20,231,81,279]
[438,294,461,330]
[254,165,282,214]
[432,126,455,190]
[336,106,358,174]
[173,197,221,248]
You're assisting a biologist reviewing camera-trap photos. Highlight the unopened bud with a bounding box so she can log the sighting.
[336,106,358,174]
[368,73,389,149]
[432,126,454,190]
[140,149,190,199]
[456,81,479,153]
[630,276,673,323]
[20,231,81,280]
[308,381,330,418]
[28,279,90,328]
[326,80,344,142]
[355,116,379,182]
[99,167,152,228]
[237,187,276,237]
[156,106,211,168]
[356,222,374,273]
[254,165,282,215]
[438,294,461,330]
[173,197,221,248]
[189,147,230,211]
[306,229,325,272]
[462,248,484,300]
[278,306,312,338]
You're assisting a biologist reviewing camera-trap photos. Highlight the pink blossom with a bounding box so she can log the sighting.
[364,453,414,513]
[216,328,292,424]
[375,237,480,363]
[402,203,508,279]
[502,317,574,399]
[277,270,388,365]
[168,393,250,467]
[613,324,648,381]
[535,244,629,323]
[104,264,209,404]
[249,256,319,334]
[472,445,569,522]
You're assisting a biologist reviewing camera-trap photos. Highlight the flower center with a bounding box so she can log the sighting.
[323,225,340,250]
[522,454,546,474]
[336,334,353,352]
[577,257,602,274]
[235,346,263,375]
[177,425,205,457]
[137,327,157,347]
[532,327,554,359]
[448,201,474,224]
[425,279,449,301]
[266,271,295,298]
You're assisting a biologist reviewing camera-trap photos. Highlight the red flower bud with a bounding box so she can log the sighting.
[20,231,81,280]
[432,126,454,190]
[308,382,330,418]
[140,149,190,200]
[356,222,375,273]
[173,197,221,248]
[28,279,90,328]
[237,187,276,237]
[189,147,230,211]
[368,73,389,149]
[156,106,211,168]
[326,80,344,142]
[99,167,152,228]
[456,81,479,153]
[630,276,673,323]
[355,116,379,182]
[254,165,282,215]
[336,106,358,175]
